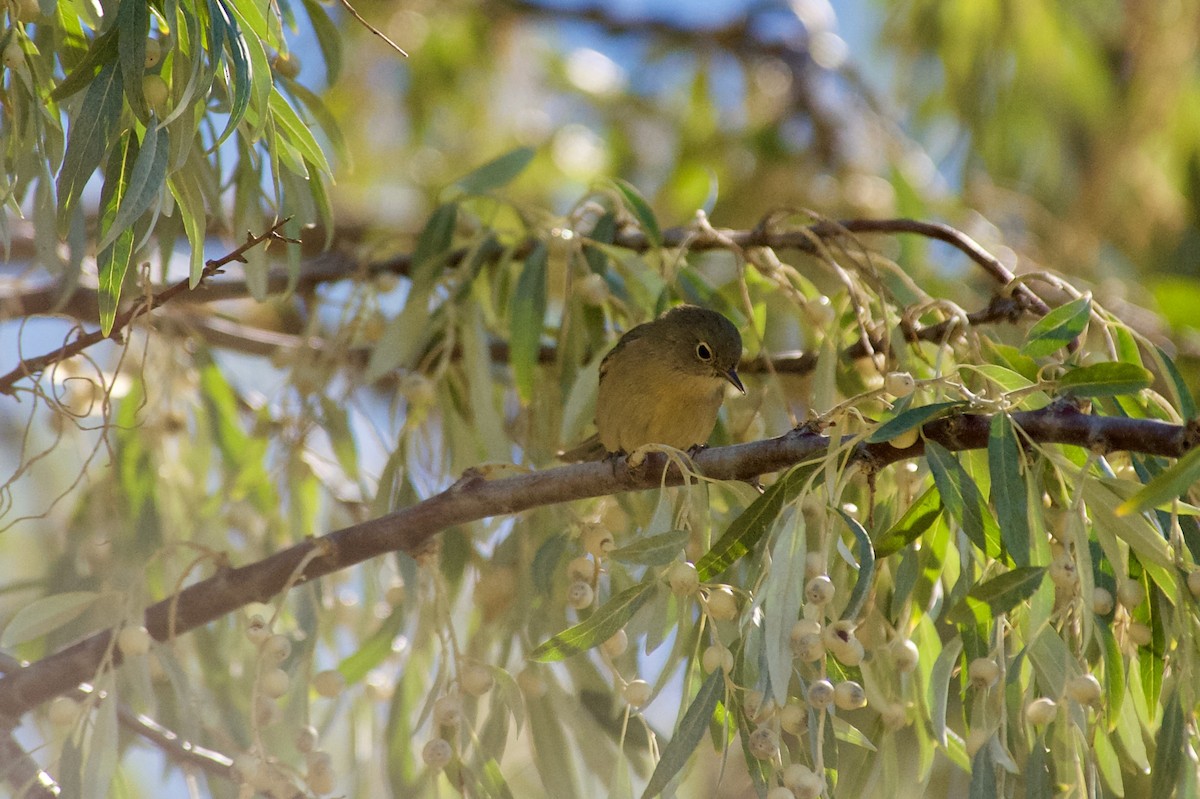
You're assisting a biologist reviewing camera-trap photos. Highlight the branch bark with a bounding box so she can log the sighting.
[0,222,296,397]
[0,404,1192,721]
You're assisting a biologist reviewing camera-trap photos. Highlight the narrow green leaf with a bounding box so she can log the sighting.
[838,509,875,620]
[1093,728,1125,797]
[926,442,1001,555]
[981,339,1040,382]
[56,62,123,230]
[268,88,332,175]
[226,1,273,139]
[966,566,1045,614]
[609,530,689,566]
[336,609,405,684]
[49,29,119,102]
[964,363,1036,393]
[0,591,100,647]
[167,171,206,285]
[763,509,804,705]
[363,289,435,382]
[453,147,536,194]
[1027,627,1072,698]
[1057,362,1152,398]
[968,742,997,799]
[1025,736,1053,799]
[1154,345,1196,419]
[614,178,661,247]
[867,401,965,443]
[527,700,581,799]
[320,397,359,481]
[410,203,458,289]
[1097,622,1125,723]
[510,243,548,403]
[929,636,962,745]
[96,124,169,253]
[640,669,724,799]
[873,484,942,557]
[1150,691,1185,799]
[988,414,1030,566]
[96,132,138,334]
[116,0,149,120]
[1021,295,1091,357]
[209,0,253,146]
[530,583,655,661]
[301,0,343,82]
[695,463,815,580]
[1117,446,1200,517]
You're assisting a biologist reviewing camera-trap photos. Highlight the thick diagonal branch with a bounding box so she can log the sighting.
[0,404,1193,721]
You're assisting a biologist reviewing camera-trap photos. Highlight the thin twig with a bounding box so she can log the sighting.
[0,221,296,396]
[337,0,408,57]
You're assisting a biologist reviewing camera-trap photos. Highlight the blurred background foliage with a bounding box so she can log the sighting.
[3,0,1200,797]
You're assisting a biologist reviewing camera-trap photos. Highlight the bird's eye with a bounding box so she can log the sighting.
[696,342,713,362]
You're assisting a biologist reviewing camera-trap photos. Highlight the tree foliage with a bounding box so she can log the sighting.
[1,2,1200,799]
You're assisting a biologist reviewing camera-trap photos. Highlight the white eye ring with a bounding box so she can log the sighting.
[696,342,713,362]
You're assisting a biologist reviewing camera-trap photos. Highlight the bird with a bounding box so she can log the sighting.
[560,305,745,461]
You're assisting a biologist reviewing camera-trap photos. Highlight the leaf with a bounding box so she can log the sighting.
[966,567,1045,615]
[167,170,206,285]
[1117,446,1200,517]
[116,0,149,120]
[838,509,875,620]
[873,484,943,557]
[1154,345,1196,419]
[963,363,1036,393]
[320,397,359,481]
[453,147,536,194]
[337,609,405,685]
[1021,295,1091,357]
[639,669,724,798]
[96,132,138,335]
[410,203,458,289]
[1025,736,1052,799]
[49,29,119,102]
[56,61,123,231]
[1150,691,1185,799]
[209,0,253,147]
[1056,362,1152,398]
[763,509,803,705]
[695,463,814,580]
[96,124,169,253]
[301,0,343,83]
[926,442,1001,556]
[969,742,997,799]
[531,583,655,661]
[1,591,100,647]
[268,88,332,175]
[364,291,435,383]
[609,530,690,566]
[82,673,119,799]
[867,401,966,444]
[929,636,962,745]
[614,178,661,247]
[510,243,548,403]
[988,414,1030,566]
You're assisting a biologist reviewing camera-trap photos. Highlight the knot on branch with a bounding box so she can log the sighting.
[1183,418,1200,451]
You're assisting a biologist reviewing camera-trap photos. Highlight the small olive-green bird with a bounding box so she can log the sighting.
[561,305,745,461]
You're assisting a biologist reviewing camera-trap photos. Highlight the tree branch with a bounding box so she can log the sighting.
[0,404,1193,721]
[0,727,56,799]
[0,222,297,397]
[0,652,237,790]
[0,217,1048,325]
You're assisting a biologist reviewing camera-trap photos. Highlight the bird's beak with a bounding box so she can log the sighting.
[725,368,745,394]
